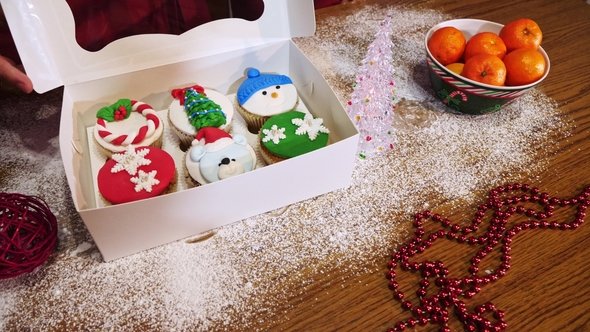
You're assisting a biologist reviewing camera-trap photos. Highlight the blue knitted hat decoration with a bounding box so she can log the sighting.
[237,68,293,105]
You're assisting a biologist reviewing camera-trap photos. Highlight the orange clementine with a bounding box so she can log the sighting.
[445,63,465,75]
[464,32,507,61]
[428,26,466,66]
[461,54,506,86]
[503,48,546,86]
[499,18,543,53]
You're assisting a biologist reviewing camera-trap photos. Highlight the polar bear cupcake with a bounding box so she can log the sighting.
[236,68,299,132]
[93,99,164,157]
[167,85,234,147]
[185,127,257,186]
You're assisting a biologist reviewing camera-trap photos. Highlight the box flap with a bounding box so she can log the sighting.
[0,0,315,93]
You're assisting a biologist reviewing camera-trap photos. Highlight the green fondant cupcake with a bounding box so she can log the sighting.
[259,110,330,164]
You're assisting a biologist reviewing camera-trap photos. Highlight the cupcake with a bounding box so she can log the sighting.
[259,110,330,164]
[185,127,257,186]
[93,99,164,157]
[97,145,177,205]
[236,68,299,132]
[168,85,234,147]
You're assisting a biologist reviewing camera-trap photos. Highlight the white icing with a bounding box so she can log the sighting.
[292,113,330,141]
[110,145,151,175]
[168,89,234,135]
[130,170,160,192]
[240,84,298,116]
[261,125,286,145]
[93,111,164,154]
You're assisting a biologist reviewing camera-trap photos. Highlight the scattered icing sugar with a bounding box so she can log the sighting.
[0,5,571,331]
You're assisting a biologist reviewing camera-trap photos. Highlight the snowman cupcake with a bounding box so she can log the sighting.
[236,68,299,132]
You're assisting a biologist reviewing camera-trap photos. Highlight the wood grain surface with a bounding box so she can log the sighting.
[257,1,590,331]
[2,1,590,331]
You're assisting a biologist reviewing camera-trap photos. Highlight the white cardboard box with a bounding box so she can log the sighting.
[2,0,359,261]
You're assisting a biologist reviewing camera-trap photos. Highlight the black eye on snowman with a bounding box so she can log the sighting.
[276,85,280,89]
[262,91,267,95]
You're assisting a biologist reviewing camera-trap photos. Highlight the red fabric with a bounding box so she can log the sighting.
[314,0,343,9]
[65,0,213,52]
[2,0,337,62]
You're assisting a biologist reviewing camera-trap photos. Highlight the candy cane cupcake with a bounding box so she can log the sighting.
[93,99,164,157]
[167,85,234,148]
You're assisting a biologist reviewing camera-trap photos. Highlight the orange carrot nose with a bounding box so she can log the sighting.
[271,92,278,98]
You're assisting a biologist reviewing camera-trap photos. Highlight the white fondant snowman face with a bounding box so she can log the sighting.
[242,84,298,117]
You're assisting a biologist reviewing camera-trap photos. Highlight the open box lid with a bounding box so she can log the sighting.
[0,0,315,93]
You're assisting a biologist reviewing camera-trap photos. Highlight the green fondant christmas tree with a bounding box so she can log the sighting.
[184,88,227,130]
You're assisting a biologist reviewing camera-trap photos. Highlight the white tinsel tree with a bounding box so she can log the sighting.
[346,12,396,159]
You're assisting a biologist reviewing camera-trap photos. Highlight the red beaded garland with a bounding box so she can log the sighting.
[386,183,589,331]
[0,193,58,279]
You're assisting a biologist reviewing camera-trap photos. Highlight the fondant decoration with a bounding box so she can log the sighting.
[168,86,234,141]
[97,146,175,204]
[260,111,329,159]
[237,68,299,117]
[95,99,161,146]
[185,127,256,184]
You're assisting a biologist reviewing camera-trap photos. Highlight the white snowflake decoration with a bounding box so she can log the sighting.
[292,113,330,141]
[111,145,151,175]
[262,124,287,144]
[130,170,160,193]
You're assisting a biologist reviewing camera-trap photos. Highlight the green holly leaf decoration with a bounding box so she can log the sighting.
[97,99,132,122]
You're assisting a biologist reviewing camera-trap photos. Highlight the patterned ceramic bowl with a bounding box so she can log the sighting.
[425,19,550,115]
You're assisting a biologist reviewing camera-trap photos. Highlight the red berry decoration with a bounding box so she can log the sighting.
[0,193,58,279]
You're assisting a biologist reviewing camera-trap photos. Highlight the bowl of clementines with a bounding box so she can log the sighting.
[425,18,550,115]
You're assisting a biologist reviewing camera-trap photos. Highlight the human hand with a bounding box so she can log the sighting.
[0,54,33,93]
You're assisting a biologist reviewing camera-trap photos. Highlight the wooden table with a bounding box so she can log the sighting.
[2,1,590,331]
[260,1,590,331]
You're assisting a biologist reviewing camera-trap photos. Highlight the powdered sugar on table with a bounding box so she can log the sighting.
[0,5,570,331]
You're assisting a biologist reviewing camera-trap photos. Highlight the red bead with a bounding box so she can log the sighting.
[407,317,417,327]
[465,323,477,332]
[394,291,404,300]
[387,270,396,279]
[389,281,398,289]
[485,302,496,311]
[412,306,423,316]
[395,321,406,330]
[418,316,428,325]
[494,310,505,319]
[402,300,412,310]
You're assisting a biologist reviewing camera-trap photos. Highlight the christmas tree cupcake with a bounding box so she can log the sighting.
[236,68,299,132]
[93,99,164,157]
[259,110,330,164]
[97,145,177,205]
[167,85,234,147]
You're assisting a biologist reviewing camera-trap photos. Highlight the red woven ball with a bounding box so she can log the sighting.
[0,193,58,279]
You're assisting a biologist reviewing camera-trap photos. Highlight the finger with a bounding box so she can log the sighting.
[0,55,33,93]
